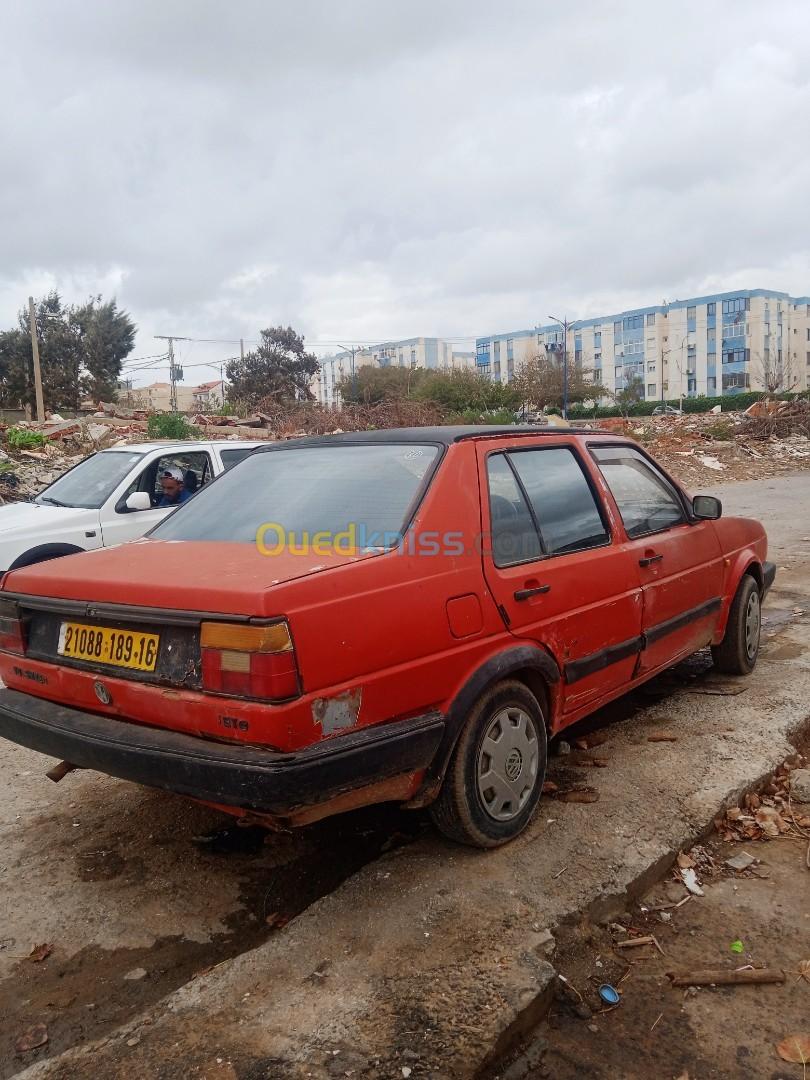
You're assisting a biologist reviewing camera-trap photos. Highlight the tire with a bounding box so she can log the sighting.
[430,679,548,848]
[711,574,761,675]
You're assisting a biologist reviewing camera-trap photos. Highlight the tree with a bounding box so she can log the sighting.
[338,365,427,405]
[226,326,319,409]
[415,368,520,414]
[753,348,798,394]
[610,374,645,418]
[73,296,136,403]
[0,292,136,413]
[512,352,598,413]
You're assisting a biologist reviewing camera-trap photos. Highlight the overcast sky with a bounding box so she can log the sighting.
[2,0,810,384]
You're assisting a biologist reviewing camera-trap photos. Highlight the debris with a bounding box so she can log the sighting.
[123,967,148,981]
[725,852,756,871]
[265,912,292,930]
[556,740,572,756]
[789,768,810,803]
[573,731,611,750]
[27,943,53,963]
[553,866,568,879]
[614,935,657,951]
[676,853,694,869]
[542,780,558,794]
[730,939,744,954]
[775,1033,810,1065]
[649,1011,664,1032]
[598,984,621,1007]
[648,733,678,742]
[667,969,785,987]
[401,1068,412,1078]
[680,868,704,896]
[682,685,748,696]
[15,1024,48,1053]
[797,960,810,984]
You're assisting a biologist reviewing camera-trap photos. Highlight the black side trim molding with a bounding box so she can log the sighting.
[643,596,722,647]
[0,689,445,814]
[564,596,724,685]
[564,635,642,684]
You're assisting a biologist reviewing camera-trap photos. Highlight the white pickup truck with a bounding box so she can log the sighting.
[0,439,263,572]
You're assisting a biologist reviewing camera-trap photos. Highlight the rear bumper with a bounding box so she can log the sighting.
[0,689,445,814]
[763,561,776,596]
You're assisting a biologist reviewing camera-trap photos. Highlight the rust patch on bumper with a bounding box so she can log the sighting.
[312,688,362,735]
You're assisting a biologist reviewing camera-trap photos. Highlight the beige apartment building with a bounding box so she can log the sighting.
[476,288,810,402]
[315,337,475,407]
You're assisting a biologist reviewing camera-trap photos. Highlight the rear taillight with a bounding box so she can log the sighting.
[0,598,25,655]
[200,620,299,701]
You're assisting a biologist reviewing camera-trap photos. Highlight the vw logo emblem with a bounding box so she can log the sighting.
[93,681,112,706]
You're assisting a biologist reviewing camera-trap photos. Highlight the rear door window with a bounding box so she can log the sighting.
[509,448,609,554]
[591,445,685,538]
[219,447,257,471]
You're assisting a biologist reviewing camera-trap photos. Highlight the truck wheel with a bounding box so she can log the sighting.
[711,574,761,675]
[430,679,547,848]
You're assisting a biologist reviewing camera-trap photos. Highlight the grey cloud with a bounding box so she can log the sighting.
[1,0,809,380]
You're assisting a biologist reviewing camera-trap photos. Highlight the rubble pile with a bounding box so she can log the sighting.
[740,395,810,440]
[249,399,445,438]
[597,408,810,487]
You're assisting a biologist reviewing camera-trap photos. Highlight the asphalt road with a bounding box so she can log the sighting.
[1,471,808,1076]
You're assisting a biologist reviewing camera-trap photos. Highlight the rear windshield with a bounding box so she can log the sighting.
[150,443,439,546]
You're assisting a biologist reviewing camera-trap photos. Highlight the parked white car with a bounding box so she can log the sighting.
[0,440,263,572]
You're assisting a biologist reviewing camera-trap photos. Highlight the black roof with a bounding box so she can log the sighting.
[255,424,604,451]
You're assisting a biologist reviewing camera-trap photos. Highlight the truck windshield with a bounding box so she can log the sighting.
[34,451,144,510]
[151,444,439,547]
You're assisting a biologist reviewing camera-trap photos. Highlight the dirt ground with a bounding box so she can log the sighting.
[496,744,810,1080]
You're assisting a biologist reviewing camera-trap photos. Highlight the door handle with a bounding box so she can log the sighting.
[639,553,664,567]
[514,585,551,601]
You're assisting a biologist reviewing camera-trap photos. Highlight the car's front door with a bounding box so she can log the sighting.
[100,448,214,547]
[478,441,644,718]
[589,444,724,675]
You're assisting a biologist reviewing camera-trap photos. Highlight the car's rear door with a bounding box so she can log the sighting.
[589,443,724,675]
[477,438,643,716]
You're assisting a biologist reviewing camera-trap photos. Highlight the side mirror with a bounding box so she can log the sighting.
[125,492,152,512]
[692,495,722,520]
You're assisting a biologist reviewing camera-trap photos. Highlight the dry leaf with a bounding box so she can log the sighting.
[542,780,558,794]
[676,853,694,869]
[798,960,810,984]
[776,1032,810,1064]
[745,792,761,810]
[265,913,291,930]
[755,806,788,838]
[14,1024,48,1053]
[28,943,53,963]
[726,806,743,821]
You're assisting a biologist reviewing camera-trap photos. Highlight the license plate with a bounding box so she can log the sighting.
[57,622,160,672]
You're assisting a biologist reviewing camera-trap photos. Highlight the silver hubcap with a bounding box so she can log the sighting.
[477,707,539,822]
[745,590,761,659]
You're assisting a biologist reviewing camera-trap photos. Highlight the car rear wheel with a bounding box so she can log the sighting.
[711,574,761,675]
[430,680,547,848]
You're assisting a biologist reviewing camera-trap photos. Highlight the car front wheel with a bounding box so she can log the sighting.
[430,680,547,848]
[711,574,761,675]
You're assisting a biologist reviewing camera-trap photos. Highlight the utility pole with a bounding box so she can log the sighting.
[28,297,45,422]
[548,315,578,419]
[155,335,185,412]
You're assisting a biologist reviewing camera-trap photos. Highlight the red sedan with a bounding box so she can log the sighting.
[0,427,773,847]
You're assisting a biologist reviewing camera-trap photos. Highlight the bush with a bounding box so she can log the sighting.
[450,408,516,425]
[146,413,199,440]
[5,427,46,449]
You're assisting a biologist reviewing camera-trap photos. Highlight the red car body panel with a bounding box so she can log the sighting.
[0,428,772,826]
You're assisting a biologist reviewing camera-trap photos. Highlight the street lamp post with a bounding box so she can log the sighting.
[547,315,579,419]
[336,344,358,403]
